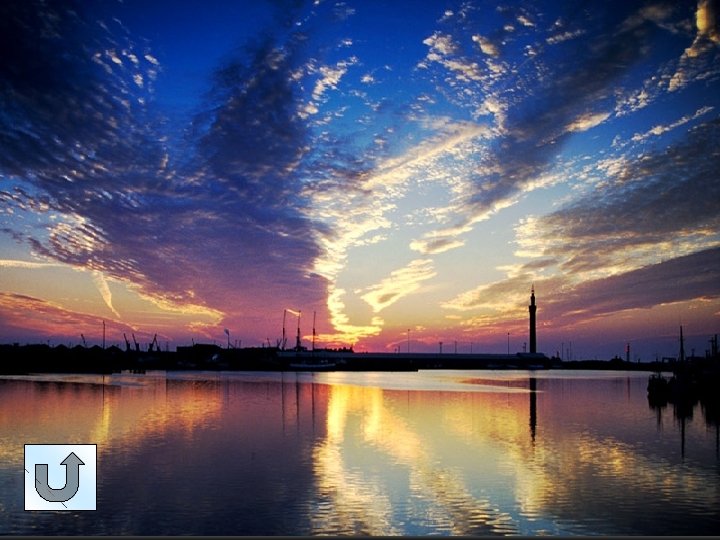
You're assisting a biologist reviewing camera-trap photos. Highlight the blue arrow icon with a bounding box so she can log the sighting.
[34,452,85,503]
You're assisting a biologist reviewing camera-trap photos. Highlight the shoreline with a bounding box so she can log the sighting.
[0,342,682,375]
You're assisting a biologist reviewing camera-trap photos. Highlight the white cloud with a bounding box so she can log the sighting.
[472,35,500,57]
[669,0,720,91]
[546,29,585,45]
[566,111,611,133]
[300,57,358,118]
[360,259,436,313]
[312,64,349,100]
[0,259,64,269]
[92,271,121,319]
[517,14,535,28]
[423,32,457,56]
[615,87,652,116]
[631,106,714,142]
[308,120,493,337]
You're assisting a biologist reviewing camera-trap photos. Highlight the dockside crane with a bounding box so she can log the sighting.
[80,334,87,348]
[132,333,140,352]
[123,333,131,352]
[149,333,159,353]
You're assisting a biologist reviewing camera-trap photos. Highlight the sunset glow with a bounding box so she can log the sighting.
[1,0,718,359]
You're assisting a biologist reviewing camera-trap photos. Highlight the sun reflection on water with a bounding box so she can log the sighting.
[311,383,521,535]
[307,372,719,535]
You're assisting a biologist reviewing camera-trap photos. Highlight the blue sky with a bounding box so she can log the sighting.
[1,0,719,359]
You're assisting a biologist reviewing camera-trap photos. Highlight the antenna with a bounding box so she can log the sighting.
[282,309,287,351]
[312,311,317,352]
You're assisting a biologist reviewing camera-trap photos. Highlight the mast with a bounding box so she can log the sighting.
[679,325,686,362]
[312,310,317,352]
[282,309,287,351]
[295,310,302,351]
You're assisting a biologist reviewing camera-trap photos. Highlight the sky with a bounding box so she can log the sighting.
[1,0,719,360]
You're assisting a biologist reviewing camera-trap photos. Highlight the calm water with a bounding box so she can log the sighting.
[1,369,718,536]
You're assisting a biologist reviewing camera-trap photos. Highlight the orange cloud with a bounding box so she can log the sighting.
[0,293,130,342]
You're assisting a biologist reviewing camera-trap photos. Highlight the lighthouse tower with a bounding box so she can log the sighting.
[529,286,537,354]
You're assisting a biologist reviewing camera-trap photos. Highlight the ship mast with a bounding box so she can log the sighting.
[679,325,686,362]
[295,310,302,351]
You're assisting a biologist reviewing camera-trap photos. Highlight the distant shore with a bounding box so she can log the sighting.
[0,342,680,374]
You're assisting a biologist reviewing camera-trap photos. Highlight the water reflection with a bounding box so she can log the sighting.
[1,371,718,535]
[310,384,521,535]
[529,377,537,444]
[0,373,227,464]
[1,373,326,535]
[647,375,720,459]
[308,371,719,535]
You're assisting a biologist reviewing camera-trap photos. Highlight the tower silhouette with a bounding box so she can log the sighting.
[529,286,537,354]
